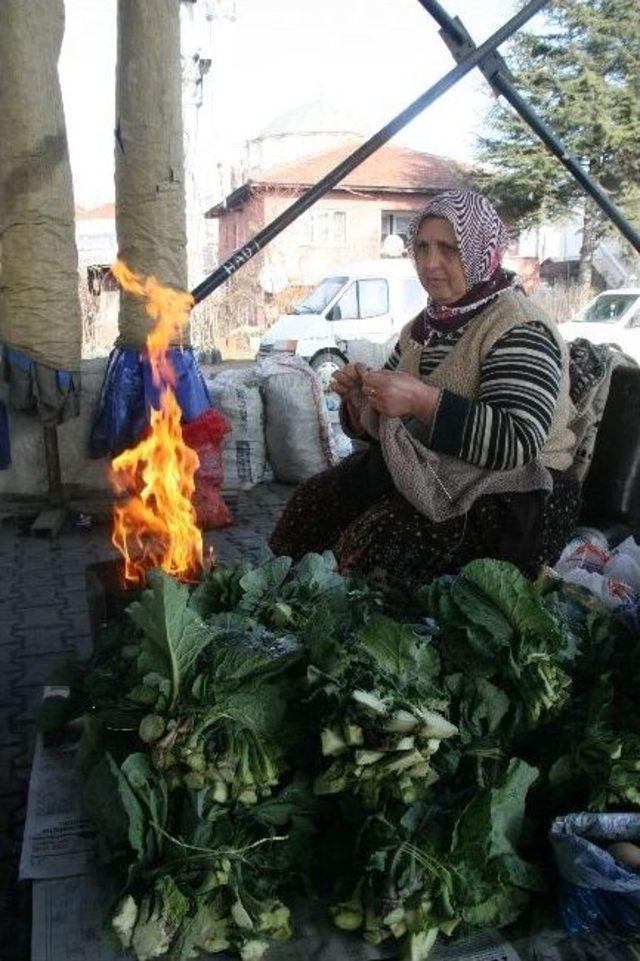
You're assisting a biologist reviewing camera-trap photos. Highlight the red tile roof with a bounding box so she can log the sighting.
[206,139,472,216]
[255,139,470,192]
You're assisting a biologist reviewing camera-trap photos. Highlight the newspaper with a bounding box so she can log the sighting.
[19,688,96,881]
[32,870,129,961]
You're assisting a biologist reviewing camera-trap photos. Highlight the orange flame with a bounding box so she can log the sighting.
[110,260,203,585]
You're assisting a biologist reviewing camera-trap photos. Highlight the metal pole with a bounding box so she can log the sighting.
[191,0,548,305]
[417,0,640,255]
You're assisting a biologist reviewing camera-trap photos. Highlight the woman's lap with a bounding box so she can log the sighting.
[268,450,393,560]
[270,456,582,593]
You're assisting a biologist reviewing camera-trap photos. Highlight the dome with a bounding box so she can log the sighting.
[254,99,364,140]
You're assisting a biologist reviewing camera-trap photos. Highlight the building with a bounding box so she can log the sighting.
[513,215,640,290]
[245,99,365,174]
[74,204,119,356]
[206,138,471,308]
[75,203,117,270]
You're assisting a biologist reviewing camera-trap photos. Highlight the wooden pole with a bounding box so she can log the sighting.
[43,424,64,507]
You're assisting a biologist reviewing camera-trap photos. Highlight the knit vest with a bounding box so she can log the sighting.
[396,289,576,471]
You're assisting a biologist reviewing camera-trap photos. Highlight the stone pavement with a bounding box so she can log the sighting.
[0,481,292,960]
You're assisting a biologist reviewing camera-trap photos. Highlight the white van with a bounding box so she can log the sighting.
[257,258,427,388]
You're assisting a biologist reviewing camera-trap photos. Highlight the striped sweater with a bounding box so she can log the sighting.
[385,317,563,470]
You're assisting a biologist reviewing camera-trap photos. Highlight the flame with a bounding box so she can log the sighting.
[110,260,203,585]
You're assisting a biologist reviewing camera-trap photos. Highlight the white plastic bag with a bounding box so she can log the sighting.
[554,533,640,611]
[207,367,266,491]
[325,391,353,460]
[259,355,339,484]
[603,536,640,593]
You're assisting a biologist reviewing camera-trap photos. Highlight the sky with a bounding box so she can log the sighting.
[60,0,542,207]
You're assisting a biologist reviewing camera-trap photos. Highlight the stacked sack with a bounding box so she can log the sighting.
[257,355,339,484]
[207,357,342,492]
[181,409,233,531]
[207,367,268,492]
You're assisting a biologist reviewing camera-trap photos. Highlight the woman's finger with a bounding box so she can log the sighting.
[333,372,360,392]
[362,369,388,390]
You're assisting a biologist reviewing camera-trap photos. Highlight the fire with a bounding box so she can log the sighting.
[110,260,203,585]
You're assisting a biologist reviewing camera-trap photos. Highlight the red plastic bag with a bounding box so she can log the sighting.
[182,409,233,530]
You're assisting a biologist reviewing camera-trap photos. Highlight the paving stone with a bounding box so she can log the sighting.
[9,606,69,631]
[10,625,77,660]
[0,745,25,785]
[0,713,18,747]
[56,609,91,636]
[60,595,91,616]
[13,651,77,689]
[0,670,21,713]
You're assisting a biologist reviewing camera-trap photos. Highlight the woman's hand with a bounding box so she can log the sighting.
[330,362,368,401]
[331,363,370,433]
[361,369,441,423]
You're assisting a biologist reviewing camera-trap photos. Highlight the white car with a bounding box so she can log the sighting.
[560,288,640,361]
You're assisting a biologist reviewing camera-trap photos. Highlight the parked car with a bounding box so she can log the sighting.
[560,288,640,361]
[257,258,427,388]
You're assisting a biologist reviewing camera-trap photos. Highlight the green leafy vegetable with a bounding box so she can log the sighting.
[128,570,214,710]
[43,553,632,961]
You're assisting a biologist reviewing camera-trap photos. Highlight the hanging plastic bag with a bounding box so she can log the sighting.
[182,409,233,531]
[551,812,640,937]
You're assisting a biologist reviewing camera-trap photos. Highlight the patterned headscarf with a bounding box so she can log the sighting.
[409,189,515,323]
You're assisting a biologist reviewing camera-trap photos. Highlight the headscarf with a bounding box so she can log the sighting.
[408,189,517,327]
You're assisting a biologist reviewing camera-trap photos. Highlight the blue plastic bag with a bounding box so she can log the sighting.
[89,346,211,457]
[551,812,640,937]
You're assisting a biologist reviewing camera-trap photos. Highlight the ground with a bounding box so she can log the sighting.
[0,481,292,959]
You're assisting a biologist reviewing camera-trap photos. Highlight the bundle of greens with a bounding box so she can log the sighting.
[42,552,633,961]
[306,611,457,808]
[419,560,575,738]
[330,758,543,960]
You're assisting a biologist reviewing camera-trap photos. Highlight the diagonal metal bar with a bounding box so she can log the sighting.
[418,0,640,255]
[190,0,548,305]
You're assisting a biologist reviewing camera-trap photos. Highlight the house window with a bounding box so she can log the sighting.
[381,211,415,249]
[329,279,389,320]
[300,209,347,246]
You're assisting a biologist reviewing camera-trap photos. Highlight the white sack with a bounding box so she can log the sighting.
[208,367,266,491]
[259,356,338,484]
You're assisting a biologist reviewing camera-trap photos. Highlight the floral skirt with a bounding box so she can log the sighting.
[269,448,582,597]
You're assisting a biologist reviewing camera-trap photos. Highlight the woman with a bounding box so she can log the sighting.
[269,189,580,594]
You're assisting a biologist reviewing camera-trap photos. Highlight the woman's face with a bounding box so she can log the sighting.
[414,216,467,305]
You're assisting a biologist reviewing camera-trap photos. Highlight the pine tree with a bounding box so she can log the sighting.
[477,0,640,292]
